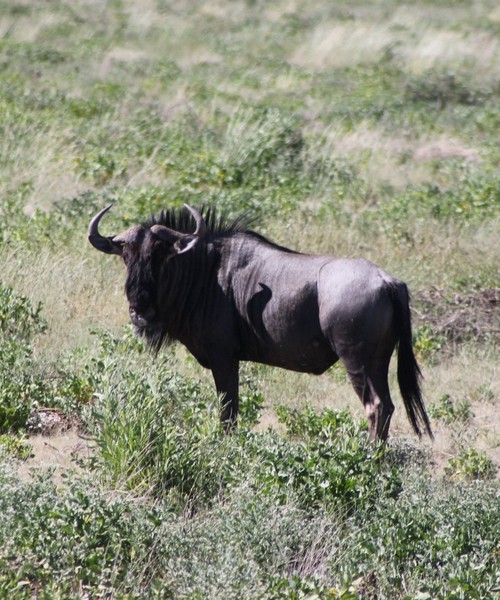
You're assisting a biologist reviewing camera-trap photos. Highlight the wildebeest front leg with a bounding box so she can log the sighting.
[210,357,240,433]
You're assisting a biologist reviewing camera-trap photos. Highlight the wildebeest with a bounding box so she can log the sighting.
[88,204,433,441]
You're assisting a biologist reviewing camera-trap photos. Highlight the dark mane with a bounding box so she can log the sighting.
[144,205,298,254]
[144,205,254,236]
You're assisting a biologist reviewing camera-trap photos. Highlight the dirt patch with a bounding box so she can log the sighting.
[17,430,90,482]
[414,287,500,345]
[17,409,92,485]
[17,429,92,486]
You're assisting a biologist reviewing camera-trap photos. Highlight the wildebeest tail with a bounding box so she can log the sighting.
[390,281,433,439]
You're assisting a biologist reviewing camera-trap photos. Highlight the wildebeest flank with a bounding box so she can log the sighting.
[88,205,433,441]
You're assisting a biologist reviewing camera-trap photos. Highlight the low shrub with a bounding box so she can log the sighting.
[258,405,401,511]
[428,393,472,426]
[0,434,32,460]
[0,284,98,432]
[0,469,156,597]
[445,448,497,481]
[412,324,445,364]
[336,473,500,598]
[0,285,48,432]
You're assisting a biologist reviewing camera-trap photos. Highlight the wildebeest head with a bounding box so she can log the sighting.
[88,204,206,331]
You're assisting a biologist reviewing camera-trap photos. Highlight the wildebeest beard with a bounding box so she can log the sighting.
[137,324,172,355]
[125,252,183,355]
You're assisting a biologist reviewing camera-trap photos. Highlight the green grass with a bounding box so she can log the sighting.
[0,0,499,597]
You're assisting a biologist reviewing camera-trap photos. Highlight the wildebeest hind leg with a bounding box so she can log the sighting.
[341,357,394,441]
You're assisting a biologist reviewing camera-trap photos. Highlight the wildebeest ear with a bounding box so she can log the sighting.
[112,227,139,248]
[150,224,183,243]
[150,225,198,255]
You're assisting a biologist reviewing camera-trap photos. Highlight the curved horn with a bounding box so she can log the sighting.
[88,205,123,255]
[184,204,206,238]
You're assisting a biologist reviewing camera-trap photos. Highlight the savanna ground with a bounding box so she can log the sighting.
[0,0,499,597]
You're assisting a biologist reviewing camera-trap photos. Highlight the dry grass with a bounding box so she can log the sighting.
[290,8,499,88]
[302,118,484,194]
[422,347,500,474]
[400,29,500,80]
[0,245,127,356]
[0,120,85,213]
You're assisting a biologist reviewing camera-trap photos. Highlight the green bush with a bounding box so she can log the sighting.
[0,285,97,432]
[428,393,472,426]
[0,434,32,460]
[0,285,46,342]
[0,468,339,598]
[0,286,48,432]
[0,470,155,597]
[84,332,235,505]
[413,325,445,364]
[336,474,500,598]
[445,448,497,481]
[257,405,400,511]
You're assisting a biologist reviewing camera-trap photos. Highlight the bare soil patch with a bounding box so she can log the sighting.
[16,409,91,485]
[16,430,91,487]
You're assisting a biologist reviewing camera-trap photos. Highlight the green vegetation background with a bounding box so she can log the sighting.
[0,0,499,597]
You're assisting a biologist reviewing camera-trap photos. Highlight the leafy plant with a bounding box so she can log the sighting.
[0,470,152,596]
[266,575,357,599]
[0,434,32,460]
[428,393,472,425]
[413,325,444,364]
[0,285,46,342]
[257,405,400,511]
[0,285,100,431]
[445,448,497,481]
[0,285,49,432]
[336,475,500,598]
[238,374,266,429]
[84,340,234,505]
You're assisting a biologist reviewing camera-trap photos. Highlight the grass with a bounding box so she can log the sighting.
[0,0,499,597]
